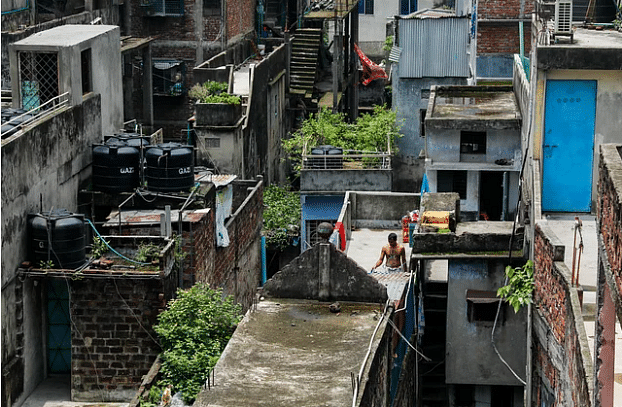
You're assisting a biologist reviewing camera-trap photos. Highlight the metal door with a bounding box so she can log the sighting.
[542,80,596,212]
[47,279,71,373]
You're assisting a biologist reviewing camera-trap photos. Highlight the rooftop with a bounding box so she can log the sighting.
[536,27,622,69]
[194,298,386,407]
[11,24,118,48]
[428,86,520,122]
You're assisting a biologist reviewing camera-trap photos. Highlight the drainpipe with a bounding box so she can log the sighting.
[261,236,267,285]
[502,171,509,221]
[526,302,532,406]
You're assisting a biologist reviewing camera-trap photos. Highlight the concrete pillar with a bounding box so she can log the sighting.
[318,243,330,300]
[142,44,154,126]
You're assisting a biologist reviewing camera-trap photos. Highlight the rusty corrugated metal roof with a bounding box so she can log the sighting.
[103,208,210,227]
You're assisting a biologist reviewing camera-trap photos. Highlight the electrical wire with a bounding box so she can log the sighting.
[86,219,150,266]
[113,279,161,347]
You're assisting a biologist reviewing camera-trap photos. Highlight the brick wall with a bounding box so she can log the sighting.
[478,0,534,19]
[210,179,264,310]
[597,144,622,301]
[477,24,532,55]
[70,275,174,401]
[532,224,592,407]
[226,0,255,42]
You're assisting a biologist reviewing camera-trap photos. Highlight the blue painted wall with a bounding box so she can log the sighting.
[300,194,345,251]
[477,55,515,79]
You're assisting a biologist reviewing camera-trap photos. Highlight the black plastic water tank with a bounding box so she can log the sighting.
[92,141,141,193]
[29,209,86,270]
[145,143,194,192]
[112,133,150,149]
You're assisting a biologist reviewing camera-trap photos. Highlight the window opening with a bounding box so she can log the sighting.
[437,170,467,199]
[400,0,416,14]
[420,109,427,138]
[466,290,504,323]
[152,60,186,96]
[81,49,92,95]
[358,0,374,14]
[141,0,185,17]
[460,131,487,154]
[19,51,59,110]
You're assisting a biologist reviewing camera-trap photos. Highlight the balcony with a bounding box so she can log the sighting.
[300,147,392,192]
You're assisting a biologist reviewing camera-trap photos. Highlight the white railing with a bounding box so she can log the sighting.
[1,92,70,138]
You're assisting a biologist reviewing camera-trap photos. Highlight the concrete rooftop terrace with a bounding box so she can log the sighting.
[194,298,386,407]
[11,24,118,47]
[427,86,521,124]
[536,26,622,70]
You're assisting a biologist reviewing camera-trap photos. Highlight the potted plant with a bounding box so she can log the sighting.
[189,81,243,126]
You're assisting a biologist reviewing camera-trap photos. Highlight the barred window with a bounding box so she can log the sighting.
[19,52,59,110]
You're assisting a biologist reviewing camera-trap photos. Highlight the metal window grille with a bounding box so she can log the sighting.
[142,0,185,16]
[152,60,186,96]
[19,52,59,110]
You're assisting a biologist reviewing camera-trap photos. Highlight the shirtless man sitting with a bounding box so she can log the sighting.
[372,232,407,273]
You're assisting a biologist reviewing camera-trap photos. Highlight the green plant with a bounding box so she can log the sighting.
[497,260,534,313]
[39,259,54,269]
[282,105,402,174]
[92,236,109,259]
[189,81,240,105]
[262,185,301,250]
[154,284,242,403]
[139,384,163,407]
[136,242,161,263]
[382,35,394,52]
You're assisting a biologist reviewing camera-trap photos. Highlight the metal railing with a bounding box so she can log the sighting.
[1,92,69,139]
[301,150,392,170]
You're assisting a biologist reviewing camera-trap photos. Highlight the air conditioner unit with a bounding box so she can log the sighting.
[554,0,573,35]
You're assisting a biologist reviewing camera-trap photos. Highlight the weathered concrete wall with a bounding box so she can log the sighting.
[1,95,102,407]
[194,121,244,175]
[410,226,524,254]
[301,169,393,192]
[426,128,521,164]
[246,43,289,185]
[351,192,420,229]
[392,74,468,192]
[532,223,593,407]
[1,9,119,91]
[445,259,527,385]
[263,243,389,303]
[358,311,392,407]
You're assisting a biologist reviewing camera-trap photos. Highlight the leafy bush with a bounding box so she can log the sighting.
[497,260,534,313]
[154,284,242,403]
[189,81,240,105]
[262,185,301,250]
[282,105,401,174]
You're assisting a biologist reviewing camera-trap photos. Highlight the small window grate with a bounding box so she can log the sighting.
[142,0,185,17]
[19,52,59,110]
[204,137,220,148]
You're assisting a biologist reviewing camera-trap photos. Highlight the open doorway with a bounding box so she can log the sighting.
[479,172,503,221]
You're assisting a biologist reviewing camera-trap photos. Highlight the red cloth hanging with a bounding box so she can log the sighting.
[354,43,388,86]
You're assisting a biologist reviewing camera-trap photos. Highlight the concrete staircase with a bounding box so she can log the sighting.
[289,28,321,108]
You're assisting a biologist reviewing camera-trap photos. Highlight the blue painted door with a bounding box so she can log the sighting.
[47,280,71,373]
[542,80,596,212]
